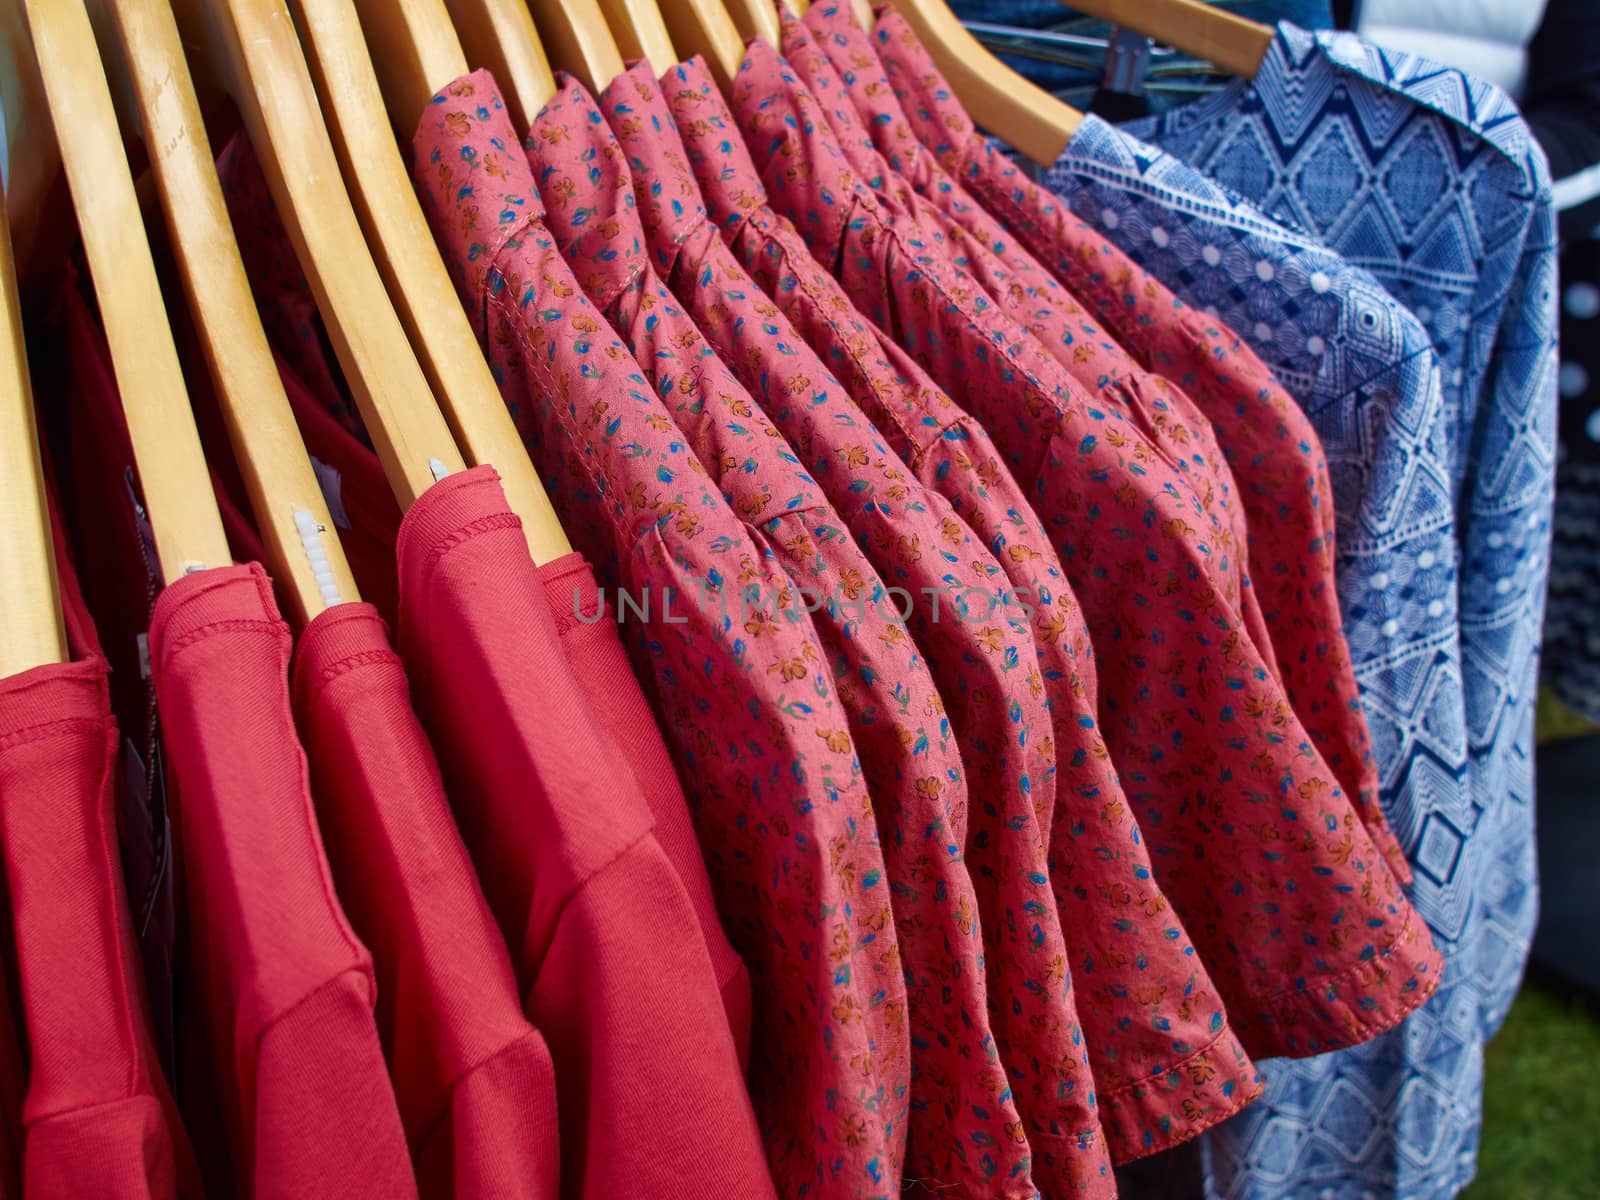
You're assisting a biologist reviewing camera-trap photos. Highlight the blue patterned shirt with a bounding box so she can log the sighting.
[1103,23,1557,1200]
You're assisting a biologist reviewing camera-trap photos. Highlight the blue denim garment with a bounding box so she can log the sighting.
[1113,24,1557,1200]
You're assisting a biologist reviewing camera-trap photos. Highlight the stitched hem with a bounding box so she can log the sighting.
[1022,1122,1118,1198]
[1240,897,1446,1059]
[1096,1019,1264,1163]
[899,1172,1040,1200]
[0,715,106,753]
[405,1027,552,1156]
[22,1091,166,1131]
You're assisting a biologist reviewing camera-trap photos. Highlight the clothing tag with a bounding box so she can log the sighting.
[124,467,163,586]
[121,735,148,857]
[121,733,178,1079]
[1102,28,1153,95]
[310,455,353,529]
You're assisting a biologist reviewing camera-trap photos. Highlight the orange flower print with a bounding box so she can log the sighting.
[816,728,853,754]
[1099,881,1132,906]
[954,892,975,935]
[1134,983,1166,1008]
[839,1111,869,1148]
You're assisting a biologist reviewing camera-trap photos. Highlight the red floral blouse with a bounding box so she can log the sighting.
[868,10,1402,884]
[782,10,1270,678]
[531,72,1103,1197]
[730,33,1442,1089]
[662,56,1263,1166]
[600,60,1111,1196]
[412,72,911,1197]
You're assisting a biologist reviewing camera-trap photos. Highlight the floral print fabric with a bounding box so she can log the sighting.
[743,39,1299,1167]
[597,61,1063,1197]
[855,9,1399,891]
[731,32,1443,1095]
[411,72,912,1197]
[529,67,1059,1198]
[659,57,1257,1166]
[786,8,1273,686]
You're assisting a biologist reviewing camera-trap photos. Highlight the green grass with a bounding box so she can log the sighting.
[1463,973,1600,1199]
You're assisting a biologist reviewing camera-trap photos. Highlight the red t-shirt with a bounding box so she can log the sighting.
[394,466,774,1200]
[0,492,202,1198]
[536,553,752,1068]
[291,602,560,1197]
[149,565,416,1199]
[206,139,755,1055]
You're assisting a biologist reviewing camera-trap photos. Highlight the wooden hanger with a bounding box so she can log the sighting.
[439,0,556,130]
[883,0,1082,165]
[330,0,462,122]
[182,0,465,509]
[91,0,358,626]
[656,0,744,85]
[0,0,66,285]
[524,0,625,94]
[724,0,778,46]
[21,0,231,583]
[1057,0,1272,78]
[841,0,868,30]
[301,0,572,563]
[588,0,676,76]
[0,176,64,673]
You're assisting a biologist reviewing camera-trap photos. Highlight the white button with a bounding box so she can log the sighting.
[1371,572,1389,590]
[1254,322,1273,341]
[1418,550,1435,569]
[1453,368,1464,386]
[1306,335,1326,356]
[1101,207,1120,230]
[1428,600,1445,617]
[1488,532,1504,548]
[1495,578,1512,594]
[1202,245,1222,266]
[1310,271,1331,293]
[1416,306,1432,324]
[1256,260,1275,282]
[1381,619,1399,637]
[1151,226,1170,247]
